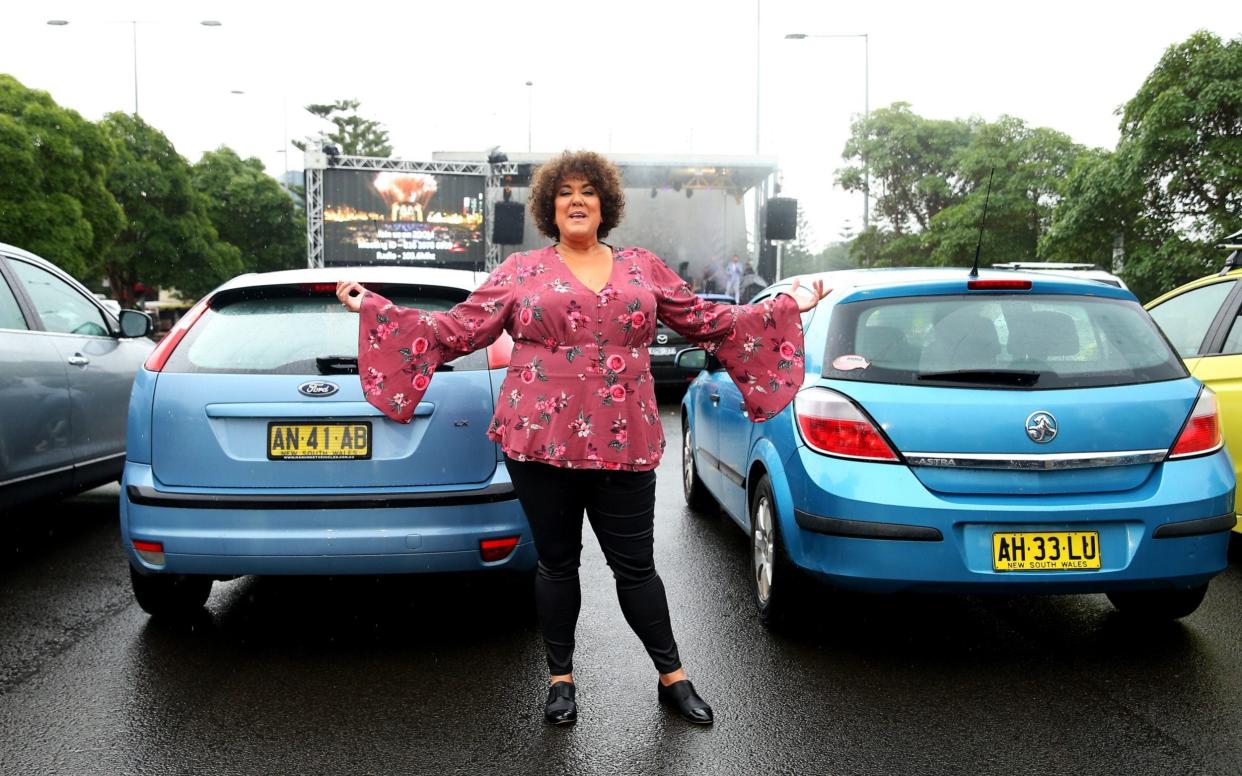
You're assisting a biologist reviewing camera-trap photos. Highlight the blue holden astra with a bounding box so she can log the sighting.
[679,268,1236,626]
[121,267,535,619]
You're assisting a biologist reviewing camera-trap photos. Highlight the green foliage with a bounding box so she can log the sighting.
[192,147,305,274]
[0,75,123,280]
[928,118,1083,267]
[1044,30,1241,301]
[838,103,973,235]
[1121,31,1241,239]
[837,106,1086,269]
[98,113,242,305]
[292,99,393,157]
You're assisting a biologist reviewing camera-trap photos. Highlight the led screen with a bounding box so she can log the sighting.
[322,169,485,268]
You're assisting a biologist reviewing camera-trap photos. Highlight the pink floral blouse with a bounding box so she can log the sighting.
[356,245,805,471]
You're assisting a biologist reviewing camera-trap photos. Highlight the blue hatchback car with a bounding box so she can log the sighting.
[680,268,1235,625]
[121,267,535,618]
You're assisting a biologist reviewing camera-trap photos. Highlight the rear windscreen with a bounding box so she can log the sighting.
[163,286,488,374]
[824,294,1187,389]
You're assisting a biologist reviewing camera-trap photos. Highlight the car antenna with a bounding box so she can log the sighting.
[968,167,996,279]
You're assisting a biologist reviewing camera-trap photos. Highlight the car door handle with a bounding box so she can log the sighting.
[710,393,720,404]
[67,354,90,367]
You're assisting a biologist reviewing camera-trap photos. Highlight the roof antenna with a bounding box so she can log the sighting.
[969,167,996,278]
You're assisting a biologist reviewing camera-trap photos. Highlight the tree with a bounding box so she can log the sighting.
[836,105,1086,269]
[192,147,306,274]
[292,99,393,157]
[1121,31,1242,241]
[837,103,974,236]
[926,117,1084,266]
[0,75,123,280]
[1043,30,1242,301]
[98,113,242,306]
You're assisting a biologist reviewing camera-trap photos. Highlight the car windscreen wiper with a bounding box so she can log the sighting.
[917,369,1041,387]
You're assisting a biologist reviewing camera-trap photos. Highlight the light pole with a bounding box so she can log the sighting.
[525,81,533,152]
[230,90,291,177]
[47,18,223,117]
[785,32,870,236]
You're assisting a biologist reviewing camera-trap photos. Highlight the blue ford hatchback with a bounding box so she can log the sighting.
[680,269,1235,625]
[121,267,535,618]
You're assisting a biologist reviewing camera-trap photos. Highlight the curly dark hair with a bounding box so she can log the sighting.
[528,150,625,240]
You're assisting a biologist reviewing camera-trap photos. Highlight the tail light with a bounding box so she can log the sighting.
[143,296,211,372]
[794,388,899,462]
[132,539,166,566]
[480,535,520,562]
[487,330,514,369]
[1169,389,1224,459]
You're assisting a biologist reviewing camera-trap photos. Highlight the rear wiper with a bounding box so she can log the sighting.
[918,369,1041,387]
[315,355,453,375]
[316,356,358,375]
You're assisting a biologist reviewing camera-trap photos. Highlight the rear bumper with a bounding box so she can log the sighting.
[783,446,1236,594]
[120,461,535,576]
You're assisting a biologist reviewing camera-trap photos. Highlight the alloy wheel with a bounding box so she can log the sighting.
[752,493,775,606]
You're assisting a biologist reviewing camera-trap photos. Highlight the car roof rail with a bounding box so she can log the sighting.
[1218,228,1242,275]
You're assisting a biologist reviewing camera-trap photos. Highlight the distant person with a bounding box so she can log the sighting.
[725,254,744,301]
[336,150,826,727]
[741,262,768,300]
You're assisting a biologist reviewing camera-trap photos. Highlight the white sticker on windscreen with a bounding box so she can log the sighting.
[832,354,871,371]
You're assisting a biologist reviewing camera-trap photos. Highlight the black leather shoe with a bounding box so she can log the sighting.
[658,679,714,724]
[544,681,577,725]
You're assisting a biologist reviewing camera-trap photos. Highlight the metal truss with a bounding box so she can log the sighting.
[305,168,324,268]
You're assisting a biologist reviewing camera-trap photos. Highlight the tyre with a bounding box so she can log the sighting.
[750,473,806,629]
[130,565,213,620]
[1106,583,1208,620]
[681,420,715,513]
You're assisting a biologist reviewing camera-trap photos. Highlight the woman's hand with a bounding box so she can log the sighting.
[787,278,829,313]
[336,280,368,313]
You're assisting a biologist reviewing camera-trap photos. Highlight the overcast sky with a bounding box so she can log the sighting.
[5,0,1241,250]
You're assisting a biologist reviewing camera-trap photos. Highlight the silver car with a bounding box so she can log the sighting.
[0,243,154,509]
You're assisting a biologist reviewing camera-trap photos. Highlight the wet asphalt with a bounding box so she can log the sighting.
[4,400,1242,775]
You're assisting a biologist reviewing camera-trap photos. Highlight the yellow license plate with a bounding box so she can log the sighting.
[992,531,1101,572]
[267,422,371,460]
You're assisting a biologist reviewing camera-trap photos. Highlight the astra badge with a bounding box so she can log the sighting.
[298,381,339,398]
[1025,411,1058,444]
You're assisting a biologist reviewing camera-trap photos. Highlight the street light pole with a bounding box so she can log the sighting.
[525,81,533,153]
[131,21,139,115]
[47,18,223,118]
[785,32,871,236]
[754,0,761,154]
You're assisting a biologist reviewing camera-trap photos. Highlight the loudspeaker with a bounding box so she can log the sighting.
[492,201,525,245]
[766,198,798,241]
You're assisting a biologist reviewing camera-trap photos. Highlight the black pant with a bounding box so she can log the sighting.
[505,456,682,675]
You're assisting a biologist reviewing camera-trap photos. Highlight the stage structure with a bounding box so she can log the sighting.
[432,152,782,285]
[303,147,518,269]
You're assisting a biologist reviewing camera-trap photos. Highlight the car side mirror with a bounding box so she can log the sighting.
[119,309,153,338]
[674,347,720,372]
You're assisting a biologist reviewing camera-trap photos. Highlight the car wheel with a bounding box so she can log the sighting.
[129,565,212,620]
[681,420,715,513]
[750,473,805,629]
[1106,583,1209,620]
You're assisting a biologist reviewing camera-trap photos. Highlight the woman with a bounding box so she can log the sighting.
[337,151,825,726]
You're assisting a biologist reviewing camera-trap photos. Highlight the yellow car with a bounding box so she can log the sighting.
[1146,229,1242,534]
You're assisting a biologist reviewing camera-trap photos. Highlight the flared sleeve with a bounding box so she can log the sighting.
[647,250,805,422]
[356,255,517,423]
